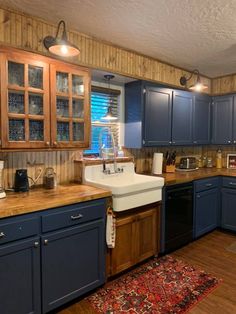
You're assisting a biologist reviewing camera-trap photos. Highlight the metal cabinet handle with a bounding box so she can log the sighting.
[44,239,48,245]
[196,194,201,198]
[53,141,58,146]
[229,182,236,186]
[205,183,212,187]
[193,141,197,144]
[169,141,172,144]
[45,141,50,146]
[0,232,5,238]
[234,140,236,144]
[34,241,39,248]
[71,214,83,220]
[227,140,231,143]
[172,141,175,144]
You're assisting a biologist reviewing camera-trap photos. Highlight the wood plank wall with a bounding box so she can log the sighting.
[0,7,211,90]
[0,150,83,189]
[212,75,236,95]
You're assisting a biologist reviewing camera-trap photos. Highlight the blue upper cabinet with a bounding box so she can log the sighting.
[212,95,234,144]
[125,81,144,148]
[193,94,211,144]
[125,81,211,148]
[143,86,172,146]
[172,90,193,145]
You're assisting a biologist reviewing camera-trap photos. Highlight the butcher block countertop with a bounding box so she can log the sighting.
[0,184,111,219]
[152,167,236,185]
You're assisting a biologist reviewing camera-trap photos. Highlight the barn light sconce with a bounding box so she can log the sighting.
[180,69,208,92]
[43,20,80,57]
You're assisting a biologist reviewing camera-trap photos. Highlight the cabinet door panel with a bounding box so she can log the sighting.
[0,51,50,149]
[222,188,236,231]
[136,208,157,263]
[110,215,135,275]
[0,237,41,314]
[193,94,211,144]
[42,220,105,313]
[212,96,233,144]
[194,188,218,238]
[50,63,90,149]
[144,87,172,146]
[172,91,193,145]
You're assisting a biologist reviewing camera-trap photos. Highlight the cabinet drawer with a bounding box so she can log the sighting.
[195,177,219,192]
[42,199,106,233]
[222,177,236,189]
[0,217,39,245]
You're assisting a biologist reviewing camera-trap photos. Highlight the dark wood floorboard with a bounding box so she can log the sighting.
[58,230,236,314]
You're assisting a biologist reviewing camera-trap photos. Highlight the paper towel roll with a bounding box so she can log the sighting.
[152,153,163,174]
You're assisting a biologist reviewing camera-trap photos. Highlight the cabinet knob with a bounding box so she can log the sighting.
[34,241,39,248]
[0,232,5,238]
[234,140,236,144]
[193,141,197,144]
[227,140,231,143]
[169,141,172,144]
[53,141,58,146]
[197,194,201,198]
[45,141,50,146]
[172,141,175,144]
[44,239,49,245]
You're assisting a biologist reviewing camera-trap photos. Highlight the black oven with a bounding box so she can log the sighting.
[163,183,193,253]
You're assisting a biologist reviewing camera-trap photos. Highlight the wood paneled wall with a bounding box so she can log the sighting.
[0,150,83,189]
[0,7,211,91]
[212,75,236,95]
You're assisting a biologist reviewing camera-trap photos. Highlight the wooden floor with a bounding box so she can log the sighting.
[57,230,236,314]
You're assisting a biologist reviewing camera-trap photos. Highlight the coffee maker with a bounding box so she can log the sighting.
[14,169,29,192]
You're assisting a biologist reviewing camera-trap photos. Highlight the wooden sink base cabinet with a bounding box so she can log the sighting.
[106,202,161,277]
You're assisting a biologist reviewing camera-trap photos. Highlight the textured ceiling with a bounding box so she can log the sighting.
[1,0,236,77]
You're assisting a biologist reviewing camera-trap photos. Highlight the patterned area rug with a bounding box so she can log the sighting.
[87,255,221,314]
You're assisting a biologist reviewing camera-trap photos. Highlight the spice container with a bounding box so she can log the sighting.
[216,149,222,169]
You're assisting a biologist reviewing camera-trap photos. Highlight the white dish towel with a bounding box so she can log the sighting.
[106,208,116,248]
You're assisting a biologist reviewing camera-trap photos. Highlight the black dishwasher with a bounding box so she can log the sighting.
[164,183,193,253]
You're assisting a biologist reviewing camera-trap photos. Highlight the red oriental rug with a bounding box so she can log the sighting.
[86,255,221,314]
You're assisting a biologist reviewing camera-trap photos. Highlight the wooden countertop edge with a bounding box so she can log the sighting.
[141,168,236,185]
[0,184,112,219]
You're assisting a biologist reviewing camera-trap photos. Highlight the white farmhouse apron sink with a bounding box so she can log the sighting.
[84,162,164,211]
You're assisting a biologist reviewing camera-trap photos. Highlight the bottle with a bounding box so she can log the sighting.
[216,149,222,169]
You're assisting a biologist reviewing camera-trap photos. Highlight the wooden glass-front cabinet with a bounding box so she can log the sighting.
[0,47,90,150]
[50,63,90,148]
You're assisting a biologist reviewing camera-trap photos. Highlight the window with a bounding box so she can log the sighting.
[84,86,121,155]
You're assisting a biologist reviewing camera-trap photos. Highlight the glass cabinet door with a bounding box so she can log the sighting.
[0,51,50,149]
[50,63,90,148]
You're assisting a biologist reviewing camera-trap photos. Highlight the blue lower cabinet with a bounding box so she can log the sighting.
[0,237,41,314]
[221,188,236,231]
[194,188,219,238]
[41,220,105,313]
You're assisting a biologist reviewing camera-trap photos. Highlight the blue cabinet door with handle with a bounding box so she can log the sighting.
[221,188,236,231]
[0,237,41,314]
[144,86,172,146]
[172,90,193,145]
[41,220,106,313]
[193,94,211,144]
[194,188,219,238]
[212,95,234,144]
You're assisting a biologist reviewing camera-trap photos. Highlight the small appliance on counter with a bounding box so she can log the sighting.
[14,169,29,192]
[177,157,198,170]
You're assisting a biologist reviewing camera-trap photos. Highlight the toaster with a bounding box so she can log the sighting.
[179,157,197,169]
